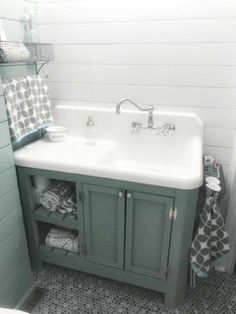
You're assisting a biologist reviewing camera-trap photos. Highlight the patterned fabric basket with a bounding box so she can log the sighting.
[0,42,30,63]
[0,41,54,63]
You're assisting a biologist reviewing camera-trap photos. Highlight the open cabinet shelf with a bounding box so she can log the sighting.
[37,221,80,259]
[38,244,82,266]
[34,206,78,230]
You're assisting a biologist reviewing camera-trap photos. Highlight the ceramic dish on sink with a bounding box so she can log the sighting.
[45,125,68,142]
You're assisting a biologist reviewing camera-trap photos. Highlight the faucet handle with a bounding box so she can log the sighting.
[131,121,142,134]
[87,116,95,128]
[165,123,175,131]
[156,123,176,136]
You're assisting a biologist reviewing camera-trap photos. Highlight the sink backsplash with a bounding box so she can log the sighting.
[53,102,203,145]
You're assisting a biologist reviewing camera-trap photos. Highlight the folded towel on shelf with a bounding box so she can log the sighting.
[45,228,79,253]
[40,184,60,212]
[0,42,30,63]
[2,75,53,143]
[40,180,77,213]
[190,196,230,278]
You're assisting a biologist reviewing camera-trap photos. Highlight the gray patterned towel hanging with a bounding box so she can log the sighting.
[190,196,230,278]
[2,75,53,143]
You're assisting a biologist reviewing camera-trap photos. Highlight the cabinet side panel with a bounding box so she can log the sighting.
[165,188,199,307]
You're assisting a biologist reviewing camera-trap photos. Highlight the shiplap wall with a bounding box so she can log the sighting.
[0,0,31,42]
[36,0,236,178]
[0,0,33,307]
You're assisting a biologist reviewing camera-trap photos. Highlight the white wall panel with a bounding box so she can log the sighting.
[0,0,31,42]
[37,0,236,24]
[52,43,236,66]
[0,19,26,42]
[46,81,236,110]
[204,128,235,148]
[0,0,26,21]
[38,19,236,44]
[46,64,236,88]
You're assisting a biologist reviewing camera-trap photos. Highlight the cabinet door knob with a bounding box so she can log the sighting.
[127,192,132,199]
[118,191,124,198]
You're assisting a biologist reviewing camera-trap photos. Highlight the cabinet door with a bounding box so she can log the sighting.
[125,191,174,279]
[83,185,125,269]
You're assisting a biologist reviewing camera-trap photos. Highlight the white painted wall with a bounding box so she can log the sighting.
[36,0,236,178]
[0,0,32,42]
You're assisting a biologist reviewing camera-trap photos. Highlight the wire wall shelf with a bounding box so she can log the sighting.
[0,41,54,74]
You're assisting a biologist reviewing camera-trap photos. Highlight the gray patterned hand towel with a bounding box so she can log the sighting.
[27,75,52,128]
[45,228,79,253]
[190,197,230,277]
[2,75,53,143]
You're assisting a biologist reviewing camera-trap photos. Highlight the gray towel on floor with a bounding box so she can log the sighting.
[190,197,230,278]
[40,180,77,213]
[45,228,79,253]
[2,75,53,143]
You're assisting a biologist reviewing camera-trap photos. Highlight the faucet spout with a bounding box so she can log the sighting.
[116,98,144,114]
[116,98,155,129]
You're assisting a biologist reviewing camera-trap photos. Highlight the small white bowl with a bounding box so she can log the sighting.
[45,126,68,142]
[205,176,220,185]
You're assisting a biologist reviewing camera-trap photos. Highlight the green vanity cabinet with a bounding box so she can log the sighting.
[83,184,125,269]
[125,191,173,280]
[83,185,174,277]
[17,167,199,307]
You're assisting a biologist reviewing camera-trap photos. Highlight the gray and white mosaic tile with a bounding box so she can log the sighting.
[24,265,236,314]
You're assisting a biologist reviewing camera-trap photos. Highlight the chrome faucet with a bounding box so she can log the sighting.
[116,98,154,129]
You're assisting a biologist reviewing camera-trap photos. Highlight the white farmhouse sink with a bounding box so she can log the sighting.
[14,103,203,189]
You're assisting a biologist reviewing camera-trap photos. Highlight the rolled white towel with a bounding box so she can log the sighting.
[40,190,60,212]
